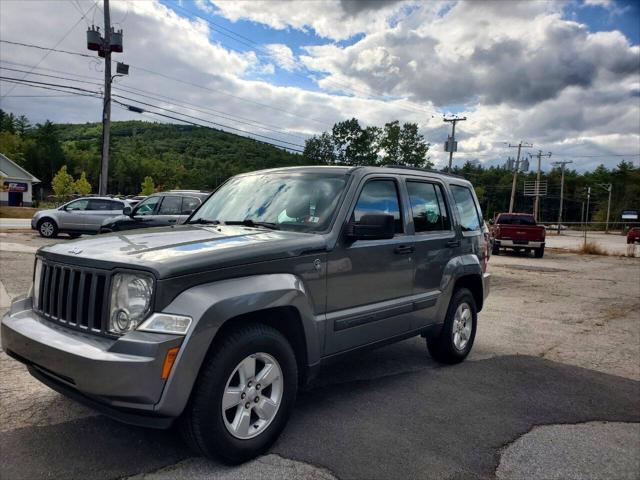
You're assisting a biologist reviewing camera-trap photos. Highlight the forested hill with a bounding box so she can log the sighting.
[55,121,306,193]
[0,111,306,195]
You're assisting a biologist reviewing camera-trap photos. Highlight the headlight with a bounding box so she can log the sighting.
[109,273,153,334]
[32,258,43,308]
[138,313,192,335]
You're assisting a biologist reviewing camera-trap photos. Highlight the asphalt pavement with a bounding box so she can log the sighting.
[1,355,638,480]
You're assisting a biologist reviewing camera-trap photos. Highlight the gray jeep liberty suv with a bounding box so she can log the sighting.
[2,166,490,463]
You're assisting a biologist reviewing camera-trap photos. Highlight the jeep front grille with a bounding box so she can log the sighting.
[35,260,110,333]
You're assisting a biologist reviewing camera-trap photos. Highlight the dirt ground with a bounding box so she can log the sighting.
[476,250,640,380]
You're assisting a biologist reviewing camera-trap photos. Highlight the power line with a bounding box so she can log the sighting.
[0,66,104,87]
[111,93,306,148]
[112,99,304,153]
[112,84,308,141]
[0,39,330,127]
[1,75,304,151]
[0,61,308,141]
[0,78,101,98]
[0,59,103,82]
[1,2,98,99]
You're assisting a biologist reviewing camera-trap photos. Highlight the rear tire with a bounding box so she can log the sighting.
[427,288,477,364]
[534,246,544,258]
[491,243,500,255]
[37,218,58,238]
[180,323,298,464]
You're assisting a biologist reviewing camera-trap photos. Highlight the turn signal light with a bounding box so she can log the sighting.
[161,347,180,380]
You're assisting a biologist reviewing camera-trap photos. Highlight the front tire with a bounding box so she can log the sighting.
[427,288,477,364]
[181,323,298,464]
[37,219,58,238]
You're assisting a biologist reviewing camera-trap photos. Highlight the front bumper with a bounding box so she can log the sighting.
[1,297,183,427]
[495,239,545,249]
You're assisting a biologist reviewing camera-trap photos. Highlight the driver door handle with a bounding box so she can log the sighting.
[447,239,460,248]
[167,219,177,224]
[394,245,414,255]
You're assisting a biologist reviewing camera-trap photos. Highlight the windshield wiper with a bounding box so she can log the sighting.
[188,218,221,225]
[225,219,280,230]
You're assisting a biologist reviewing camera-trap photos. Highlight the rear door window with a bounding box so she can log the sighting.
[158,196,182,215]
[353,179,403,234]
[407,181,451,232]
[182,196,200,214]
[87,199,114,211]
[450,185,482,232]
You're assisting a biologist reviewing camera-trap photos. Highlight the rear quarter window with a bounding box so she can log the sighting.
[450,185,482,232]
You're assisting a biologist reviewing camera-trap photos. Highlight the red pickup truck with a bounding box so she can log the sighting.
[491,213,546,258]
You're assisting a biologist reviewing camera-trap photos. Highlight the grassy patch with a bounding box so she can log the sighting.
[0,206,40,219]
[576,241,609,255]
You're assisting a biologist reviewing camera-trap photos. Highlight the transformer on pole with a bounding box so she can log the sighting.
[86,0,126,196]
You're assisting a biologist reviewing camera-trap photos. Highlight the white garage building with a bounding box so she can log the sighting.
[0,153,40,207]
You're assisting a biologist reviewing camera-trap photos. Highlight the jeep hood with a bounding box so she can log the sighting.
[39,224,327,278]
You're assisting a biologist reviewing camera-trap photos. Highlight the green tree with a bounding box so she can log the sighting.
[52,165,75,196]
[0,109,16,134]
[379,121,431,168]
[140,176,155,195]
[74,171,92,195]
[15,115,30,136]
[398,122,431,168]
[24,121,66,186]
[332,118,380,166]
[303,132,336,164]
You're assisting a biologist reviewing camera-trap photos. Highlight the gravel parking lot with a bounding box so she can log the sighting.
[1,232,639,479]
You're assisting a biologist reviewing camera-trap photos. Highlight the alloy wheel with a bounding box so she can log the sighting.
[221,352,283,440]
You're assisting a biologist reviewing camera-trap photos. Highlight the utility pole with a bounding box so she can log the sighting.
[531,150,552,222]
[507,141,533,213]
[595,183,613,234]
[584,187,591,247]
[87,0,125,195]
[552,160,572,235]
[443,116,467,172]
[100,0,111,196]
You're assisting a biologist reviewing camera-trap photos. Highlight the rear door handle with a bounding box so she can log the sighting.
[446,240,460,248]
[394,245,415,254]
[167,219,177,224]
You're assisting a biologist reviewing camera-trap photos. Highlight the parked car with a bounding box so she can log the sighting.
[3,166,490,463]
[491,212,546,257]
[125,195,147,207]
[99,191,210,233]
[627,227,640,244]
[31,197,131,238]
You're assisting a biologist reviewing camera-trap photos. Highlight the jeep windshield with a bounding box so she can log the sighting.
[189,172,348,233]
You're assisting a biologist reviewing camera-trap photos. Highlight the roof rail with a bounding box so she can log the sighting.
[382,165,466,179]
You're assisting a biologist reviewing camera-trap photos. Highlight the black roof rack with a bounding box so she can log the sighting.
[382,165,466,179]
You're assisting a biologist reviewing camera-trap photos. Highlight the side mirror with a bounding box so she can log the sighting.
[346,214,395,240]
[123,206,132,216]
